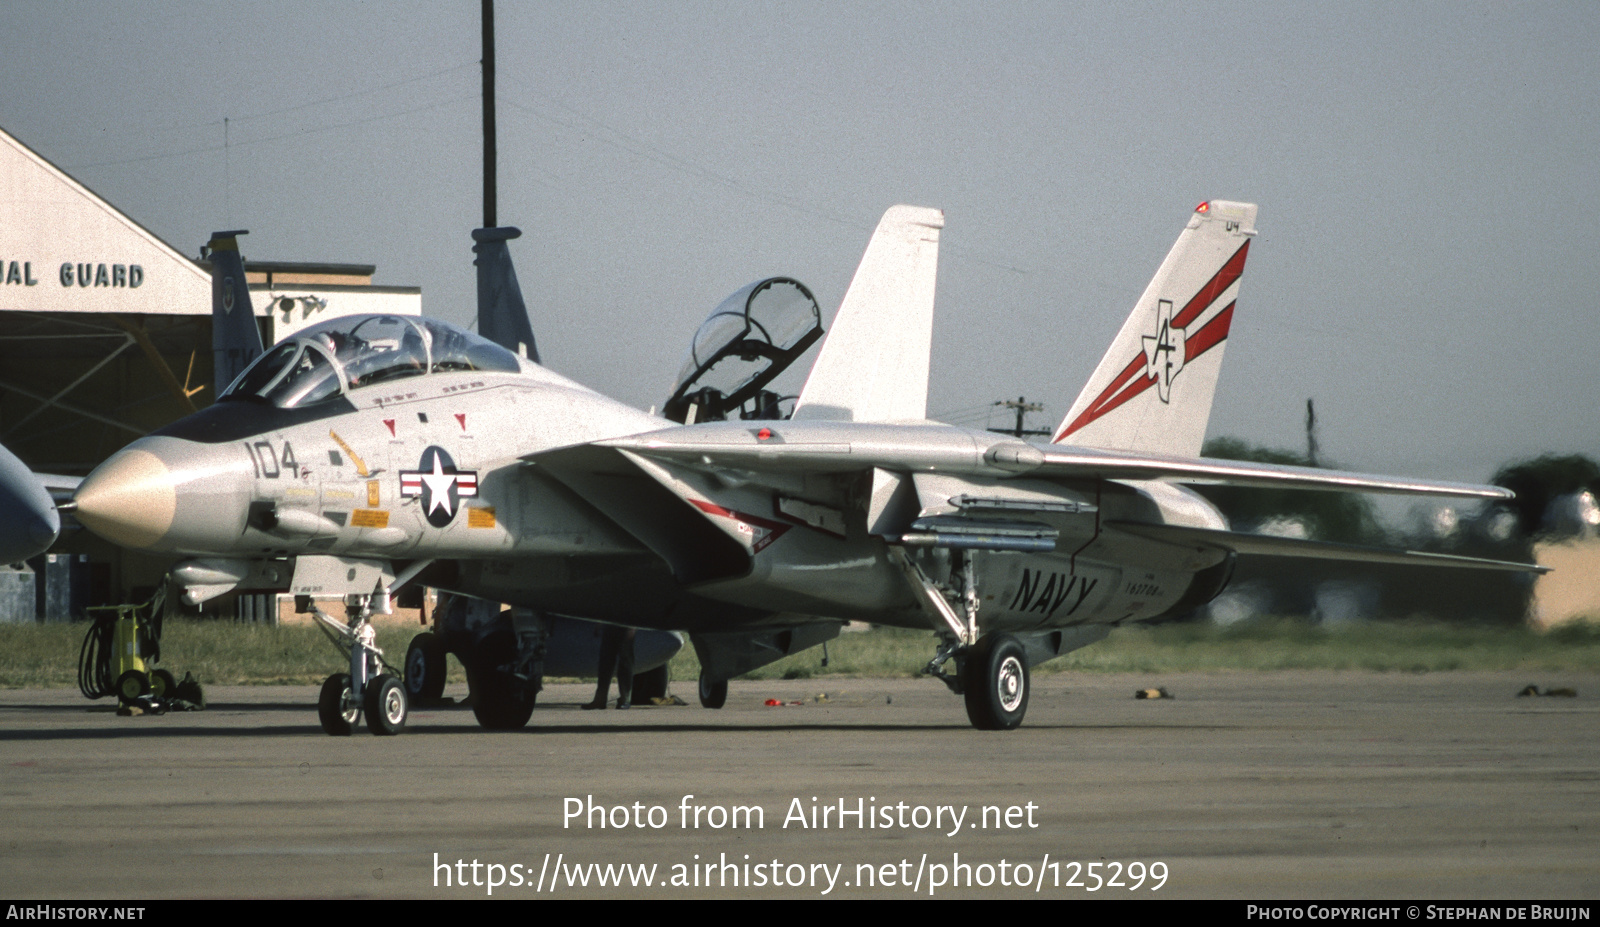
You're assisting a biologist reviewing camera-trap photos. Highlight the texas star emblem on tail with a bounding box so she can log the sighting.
[71,200,1541,735]
[1055,200,1252,457]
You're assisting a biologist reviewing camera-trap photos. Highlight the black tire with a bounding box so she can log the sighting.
[962,633,1030,730]
[318,673,359,736]
[471,670,536,730]
[150,668,178,699]
[404,632,447,700]
[698,670,727,709]
[465,628,536,730]
[364,674,407,736]
[116,670,149,702]
[631,664,669,705]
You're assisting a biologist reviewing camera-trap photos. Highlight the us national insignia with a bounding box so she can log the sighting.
[399,446,478,528]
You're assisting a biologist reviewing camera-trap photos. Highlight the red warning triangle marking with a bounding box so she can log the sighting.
[455,413,467,431]
[383,419,396,436]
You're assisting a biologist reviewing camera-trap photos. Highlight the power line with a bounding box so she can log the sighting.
[495,80,1031,275]
[68,94,477,170]
[59,62,478,149]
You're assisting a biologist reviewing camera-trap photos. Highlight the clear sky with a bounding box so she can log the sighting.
[3,1,1596,484]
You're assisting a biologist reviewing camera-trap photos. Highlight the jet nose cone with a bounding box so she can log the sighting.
[0,503,58,564]
[0,445,59,563]
[74,448,177,549]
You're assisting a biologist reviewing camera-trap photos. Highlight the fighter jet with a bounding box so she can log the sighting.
[0,441,69,564]
[72,201,1536,735]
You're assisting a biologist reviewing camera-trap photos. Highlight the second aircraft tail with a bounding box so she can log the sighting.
[792,205,944,423]
[207,230,265,395]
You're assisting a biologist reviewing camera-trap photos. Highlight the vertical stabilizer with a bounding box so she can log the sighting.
[791,205,943,422]
[473,226,539,364]
[1052,200,1257,457]
[208,230,265,395]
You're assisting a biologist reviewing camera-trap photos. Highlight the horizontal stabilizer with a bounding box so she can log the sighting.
[1106,521,1546,573]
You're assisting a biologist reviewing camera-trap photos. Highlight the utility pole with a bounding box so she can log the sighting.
[482,0,497,228]
[988,396,1049,438]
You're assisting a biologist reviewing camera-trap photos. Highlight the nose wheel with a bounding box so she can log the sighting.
[318,673,360,736]
[961,633,1029,730]
[311,599,408,736]
[364,674,408,735]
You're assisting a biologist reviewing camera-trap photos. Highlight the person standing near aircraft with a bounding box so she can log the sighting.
[583,625,635,710]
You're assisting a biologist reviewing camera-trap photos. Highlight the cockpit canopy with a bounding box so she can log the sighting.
[220,314,523,409]
[661,277,823,424]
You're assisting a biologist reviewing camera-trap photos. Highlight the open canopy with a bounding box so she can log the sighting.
[662,277,822,423]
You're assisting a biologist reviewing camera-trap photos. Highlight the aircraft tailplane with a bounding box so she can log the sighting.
[791,205,943,423]
[1053,201,1257,458]
[207,230,265,395]
[473,226,540,364]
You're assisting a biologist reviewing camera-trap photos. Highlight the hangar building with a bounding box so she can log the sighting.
[0,125,420,617]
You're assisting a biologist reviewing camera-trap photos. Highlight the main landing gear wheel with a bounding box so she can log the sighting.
[404,632,447,700]
[962,633,1029,731]
[364,673,408,736]
[471,672,535,730]
[318,673,360,736]
[631,664,669,705]
[698,670,727,709]
[468,629,536,731]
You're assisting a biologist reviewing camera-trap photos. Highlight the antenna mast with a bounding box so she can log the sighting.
[482,0,496,228]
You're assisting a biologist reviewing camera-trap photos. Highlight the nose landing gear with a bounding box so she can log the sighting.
[311,596,407,736]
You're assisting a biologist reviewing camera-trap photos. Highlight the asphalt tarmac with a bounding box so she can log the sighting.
[1,671,1596,900]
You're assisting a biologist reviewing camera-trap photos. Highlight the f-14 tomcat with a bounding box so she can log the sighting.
[70,201,1537,735]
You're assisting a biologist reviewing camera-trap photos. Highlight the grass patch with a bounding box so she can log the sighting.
[0,620,465,690]
[2,617,1598,690]
[668,620,1600,681]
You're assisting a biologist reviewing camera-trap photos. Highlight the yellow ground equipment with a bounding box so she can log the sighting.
[78,589,198,708]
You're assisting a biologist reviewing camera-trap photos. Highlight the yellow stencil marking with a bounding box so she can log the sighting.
[366,480,380,507]
[329,430,370,477]
[350,509,389,528]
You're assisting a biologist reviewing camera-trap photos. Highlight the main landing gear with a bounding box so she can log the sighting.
[894,548,1032,731]
[465,626,538,730]
[404,631,447,701]
[697,670,728,709]
[311,595,407,736]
